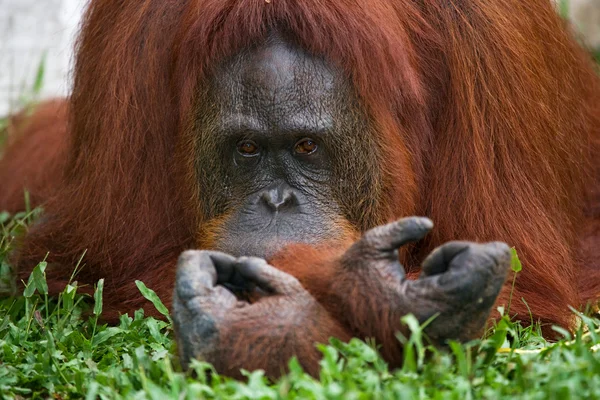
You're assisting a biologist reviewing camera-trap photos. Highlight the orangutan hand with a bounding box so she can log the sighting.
[334,217,511,361]
[172,250,350,378]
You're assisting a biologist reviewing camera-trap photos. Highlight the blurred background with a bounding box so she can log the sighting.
[0,0,84,116]
[0,0,598,116]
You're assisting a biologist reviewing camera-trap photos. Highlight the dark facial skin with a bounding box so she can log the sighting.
[194,34,382,259]
[173,35,511,378]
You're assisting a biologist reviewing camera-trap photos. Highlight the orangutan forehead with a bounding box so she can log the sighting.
[224,34,338,89]
[205,35,355,137]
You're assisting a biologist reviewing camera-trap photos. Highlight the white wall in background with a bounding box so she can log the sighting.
[0,0,85,116]
[568,0,600,50]
[0,0,598,116]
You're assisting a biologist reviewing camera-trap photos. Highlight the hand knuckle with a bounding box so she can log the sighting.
[178,250,199,263]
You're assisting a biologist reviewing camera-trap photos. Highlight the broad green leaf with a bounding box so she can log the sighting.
[24,261,48,297]
[91,326,122,347]
[511,247,523,273]
[61,284,77,312]
[135,280,170,320]
[93,279,104,316]
[0,211,10,224]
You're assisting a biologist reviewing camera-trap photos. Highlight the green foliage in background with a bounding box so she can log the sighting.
[0,54,46,150]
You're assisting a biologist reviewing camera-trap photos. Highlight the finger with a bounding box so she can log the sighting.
[176,250,232,300]
[362,217,433,252]
[172,283,237,359]
[445,242,512,274]
[421,241,472,277]
[234,257,304,295]
[206,251,238,283]
[209,285,241,309]
[481,242,512,274]
[434,242,511,292]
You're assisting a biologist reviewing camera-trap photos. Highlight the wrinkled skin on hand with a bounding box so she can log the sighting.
[172,217,511,378]
[172,251,352,378]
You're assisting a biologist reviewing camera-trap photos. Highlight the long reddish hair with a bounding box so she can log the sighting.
[2,0,598,326]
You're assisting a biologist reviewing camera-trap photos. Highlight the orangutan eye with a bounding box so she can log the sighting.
[237,140,259,156]
[294,138,318,155]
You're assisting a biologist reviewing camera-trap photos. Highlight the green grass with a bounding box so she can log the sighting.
[2,212,600,399]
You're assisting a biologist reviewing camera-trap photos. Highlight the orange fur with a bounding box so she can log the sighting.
[0,100,68,213]
[0,1,598,338]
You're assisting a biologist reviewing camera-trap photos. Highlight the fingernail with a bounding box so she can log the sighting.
[416,217,434,229]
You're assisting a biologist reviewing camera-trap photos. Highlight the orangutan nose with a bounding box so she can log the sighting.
[261,185,297,212]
